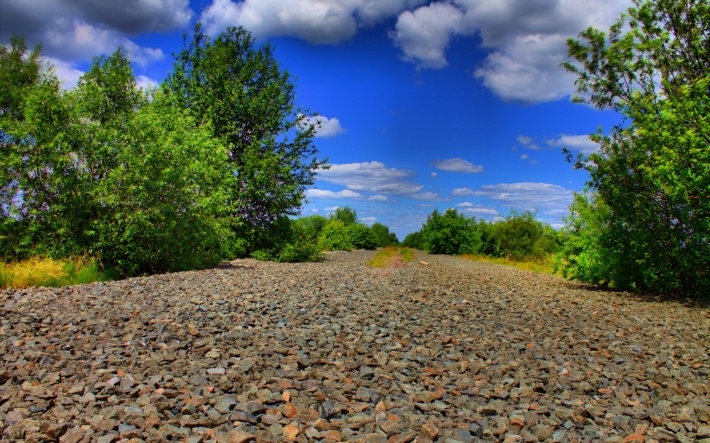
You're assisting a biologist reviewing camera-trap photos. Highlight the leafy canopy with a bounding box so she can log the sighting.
[558,0,710,295]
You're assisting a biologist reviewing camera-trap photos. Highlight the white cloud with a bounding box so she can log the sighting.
[368,194,390,202]
[299,115,345,138]
[547,134,600,155]
[462,207,499,217]
[407,191,449,201]
[45,57,84,90]
[388,0,631,103]
[431,158,483,173]
[318,161,423,195]
[520,153,529,160]
[431,172,438,178]
[305,189,362,199]
[467,182,574,211]
[517,135,540,150]
[390,2,465,69]
[360,216,378,225]
[136,75,160,90]
[201,0,427,42]
[451,188,476,196]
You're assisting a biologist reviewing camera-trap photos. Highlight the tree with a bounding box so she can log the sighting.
[420,209,481,255]
[166,25,327,233]
[370,222,398,247]
[330,206,358,226]
[492,211,552,261]
[560,0,710,295]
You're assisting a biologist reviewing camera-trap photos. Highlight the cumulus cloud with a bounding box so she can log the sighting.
[1,0,185,65]
[431,158,483,173]
[318,162,423,195]
[547,134,600,155]
[390,2,465,69]
[360,216,378,225]
[388,0,631,103]
[462,207,499,217]
[299,115,345,138]
[201,0,427,43]
[305,189,361,199]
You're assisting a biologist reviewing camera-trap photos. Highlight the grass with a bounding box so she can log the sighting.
[460,254,556,275]
[0,256,114,289]
[367,246,415,268]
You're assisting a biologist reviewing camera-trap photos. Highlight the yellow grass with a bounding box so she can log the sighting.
[0,256,111,289]
[368,246,415,268]
[460,254,556,275]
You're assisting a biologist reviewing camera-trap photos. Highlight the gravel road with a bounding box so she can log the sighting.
[1,250,708,443]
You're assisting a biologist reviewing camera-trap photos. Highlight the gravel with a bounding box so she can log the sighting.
[1,250,708,443]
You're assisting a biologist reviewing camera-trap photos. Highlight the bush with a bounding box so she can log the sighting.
[318,219,353,251]
[249,217,322,262]
[421,209,482,255]
[348,223,377,250]
[401,231,423,249]
[492,211,556,261]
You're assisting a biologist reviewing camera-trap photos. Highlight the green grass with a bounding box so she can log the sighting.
[460,254,556,275]
[368,246,415,268]
[0,257,114,289]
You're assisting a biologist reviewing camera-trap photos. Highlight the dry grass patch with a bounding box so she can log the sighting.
[367,247,415,268]
[460,254,556,275]
[0,257,112,289]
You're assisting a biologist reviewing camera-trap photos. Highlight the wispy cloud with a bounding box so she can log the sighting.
[431,158,483,173]
[407,191,450,201]
[467,182,575,212]
[517,135,540,150]
[451,187,476,196]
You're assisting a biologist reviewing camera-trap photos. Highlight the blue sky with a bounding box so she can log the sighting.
[1,0,629,240]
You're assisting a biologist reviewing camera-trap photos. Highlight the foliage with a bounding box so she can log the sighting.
[493,211,559,261]
[293,214,328,240]
[0,36,42,122]
[318,219,353,251]
[420,209,482,255]
[329,206,358,226]
[560,0,710,295]
[347,223,377,250]
[370,222,399,247]
[166,24,327,232]
[401,231,423,249]
[0,257,113,289]
[250,217,322,263]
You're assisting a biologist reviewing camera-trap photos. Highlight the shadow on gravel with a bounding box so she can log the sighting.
[563,281,710,309]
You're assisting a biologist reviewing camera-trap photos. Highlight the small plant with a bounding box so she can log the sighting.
[460,254,555,275]
[0,257,113,289]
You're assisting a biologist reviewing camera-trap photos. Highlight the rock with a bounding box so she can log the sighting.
[227,430,256,443]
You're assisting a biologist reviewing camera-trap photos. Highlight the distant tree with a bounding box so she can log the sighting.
[560,0,710,294]
[166,24,327,231]
[401,231,423,249]
[347,223,377,250]
[318,219,353,251]
[293,214,328,240]
[420,209,481,255]
[492,211,549,261]
[330,206,358,226]
[370,222,398,247]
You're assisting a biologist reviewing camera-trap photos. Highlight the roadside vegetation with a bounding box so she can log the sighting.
[402,209,561,274]
[0,257,114,289]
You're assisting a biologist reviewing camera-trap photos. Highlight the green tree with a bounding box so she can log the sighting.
[561,0,710,295]
[330,206,358,226]
[347,223,377,250]
[293,214,328,240]
[318,219,353,251]
[420,209,481,255]
[401,231,423,249]
[370,222,398,247]
[492,211,551,261]
[0,36,42,121]
[166,25,327,234]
